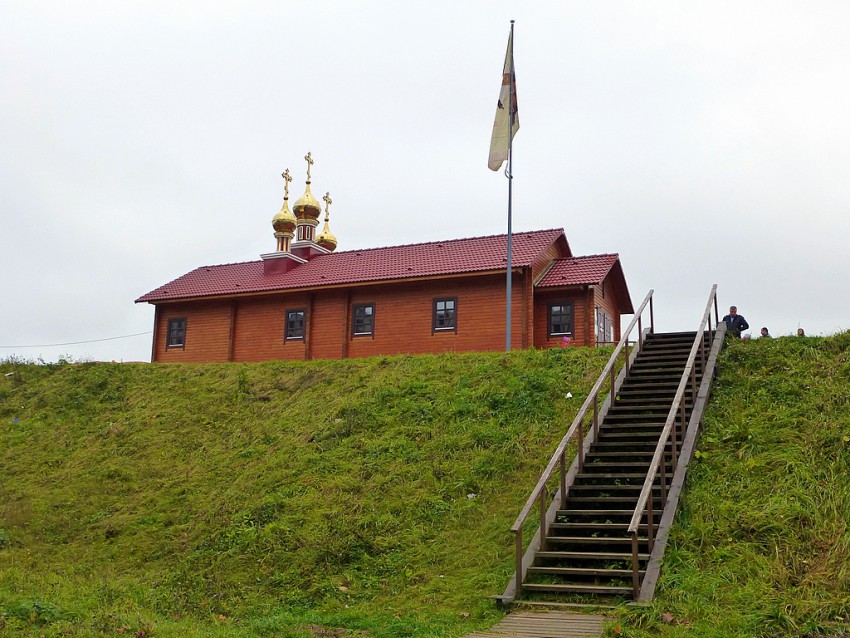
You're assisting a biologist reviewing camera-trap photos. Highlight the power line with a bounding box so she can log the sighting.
[0,331,153,348]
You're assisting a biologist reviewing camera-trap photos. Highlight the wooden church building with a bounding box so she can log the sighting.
[136,154,634,362]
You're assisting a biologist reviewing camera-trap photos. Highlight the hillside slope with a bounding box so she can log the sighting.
[5,335,849,638]
[611,333,850,638]
[0,348,610,638]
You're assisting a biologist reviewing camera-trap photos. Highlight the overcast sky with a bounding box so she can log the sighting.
[2,1,849,362]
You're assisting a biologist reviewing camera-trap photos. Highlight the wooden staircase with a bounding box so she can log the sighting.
[498,286,727,607]
[522,331,709,600]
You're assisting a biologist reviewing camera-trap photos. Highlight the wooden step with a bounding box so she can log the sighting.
[549,521,657,533]
[555,509,658,523]
[628,367,693,375]
[596,429,680,439]
[527,566,644,578]
[522,583,633,596]
[545,535,649,546]
[565,497,661,509]
[596,428,673,436]
[567,482,661,499]
[578,465,665,476]
[579,466,671,477]
[607,404,682,411]
[616,385,686,394]
[585,449,674,458]
[535,550,649,561]
[602,417,677,425]
[622,375,694,385]
[589,443,673,453]
[638,348,702,357]
[611,400,692,409]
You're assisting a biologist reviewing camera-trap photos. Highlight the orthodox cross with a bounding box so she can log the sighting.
[323,192,333,219]
[304,151,314,181]
[281,168,292,199]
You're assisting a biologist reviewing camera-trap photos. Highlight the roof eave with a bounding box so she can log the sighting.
[135,265,532,305]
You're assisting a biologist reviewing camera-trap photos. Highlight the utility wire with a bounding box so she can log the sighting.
[0,331,153,348]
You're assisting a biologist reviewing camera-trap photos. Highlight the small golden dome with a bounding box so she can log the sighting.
[316,192,338,251]
[317,217,337,251]
[272,168,297,234]
[272,199,296,234]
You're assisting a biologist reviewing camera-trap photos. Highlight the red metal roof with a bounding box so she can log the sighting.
[536,254,620,287]
[536,254,634,314]
[136,228,566,303]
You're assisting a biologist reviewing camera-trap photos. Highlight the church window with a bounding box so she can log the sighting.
[548,302,574,337]
[352,303,375,337]
[166,317,186,349]
[433,297,457,332]
[285,309,306,340]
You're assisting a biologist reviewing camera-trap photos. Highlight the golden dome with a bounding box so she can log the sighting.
[316,192,337,251]
[317,217,337,251]
[272,199,296,234]
[293,151,322,221]
[293,183,322,221]
[272,168,297,235]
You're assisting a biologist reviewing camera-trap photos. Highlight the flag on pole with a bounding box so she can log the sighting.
[488,29,519,171]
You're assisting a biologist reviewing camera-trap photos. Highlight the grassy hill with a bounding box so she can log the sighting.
[0,347,611,638]
[610,333,850,638]
[2,334,849,638]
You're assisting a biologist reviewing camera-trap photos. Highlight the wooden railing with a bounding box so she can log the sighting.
[626,284,720,597]
[508,289,655,596]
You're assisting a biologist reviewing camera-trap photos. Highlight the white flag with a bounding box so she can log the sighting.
[488,29,519,171]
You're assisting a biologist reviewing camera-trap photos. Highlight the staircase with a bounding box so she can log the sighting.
[498,286,726,607]
[521,331,710,600]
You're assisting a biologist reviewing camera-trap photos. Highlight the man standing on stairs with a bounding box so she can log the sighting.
[722,306,749,337]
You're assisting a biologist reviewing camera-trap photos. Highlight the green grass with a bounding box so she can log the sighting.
[5,335,849,638]
[605,332,850,638]
[0,347,611,637]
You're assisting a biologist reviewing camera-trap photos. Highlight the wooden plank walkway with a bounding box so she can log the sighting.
[464,611,605,638]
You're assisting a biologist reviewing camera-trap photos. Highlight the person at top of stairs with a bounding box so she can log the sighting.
[722,305,749,337]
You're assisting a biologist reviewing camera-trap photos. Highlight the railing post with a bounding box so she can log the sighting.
[671,414,678,465]
[638,316,643,349]
[515,531,523,595]
[539,489,548,548]
[679,400,687,449]
[690,366,697,411]
[647,496,655,552]
[577,419,584,472]
[659,453,668,504]
[593,394,599,440]
[650,296,655,333]
[631,533,641,598]
[625,338,630,375]
[559,451,567,509]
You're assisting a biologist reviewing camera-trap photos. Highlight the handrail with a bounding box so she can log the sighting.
[626,284,719,597]
[508,289,655,596]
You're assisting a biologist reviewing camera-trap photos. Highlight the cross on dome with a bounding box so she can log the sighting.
[281,168,292,199]
[304,152,314,181]
[323,192,333,218]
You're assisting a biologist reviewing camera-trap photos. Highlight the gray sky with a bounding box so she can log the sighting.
[2,1,849,362]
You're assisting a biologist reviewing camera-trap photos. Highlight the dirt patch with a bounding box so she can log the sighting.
[302,625,370,638]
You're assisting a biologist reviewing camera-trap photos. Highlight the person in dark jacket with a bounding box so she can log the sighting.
[722,306,749,337]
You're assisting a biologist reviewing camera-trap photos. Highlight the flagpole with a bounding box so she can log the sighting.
[505,19,515,352]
